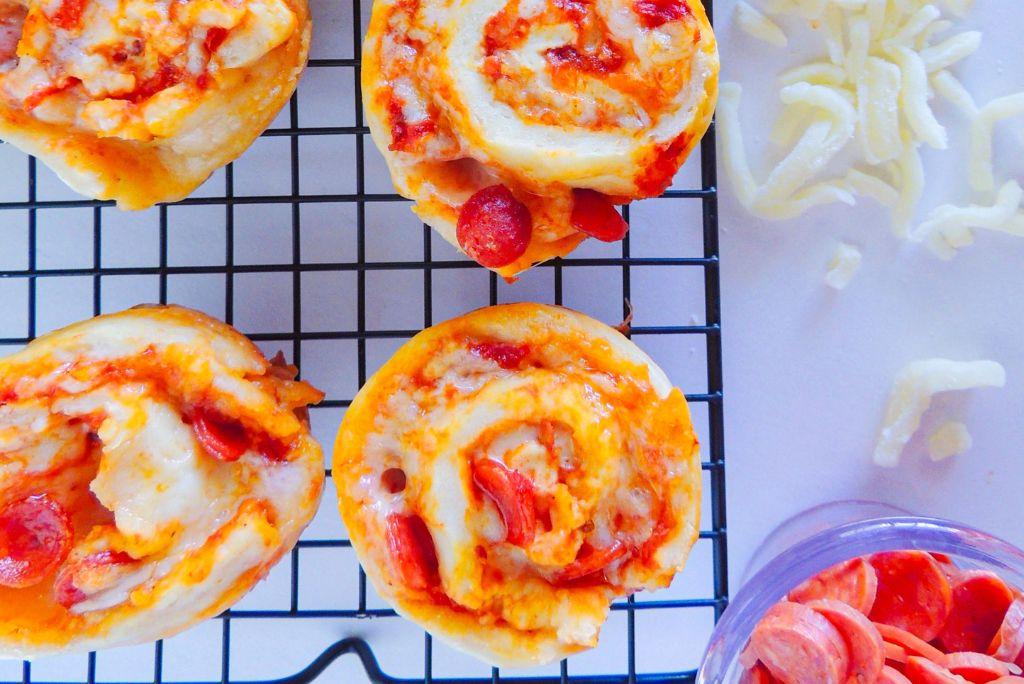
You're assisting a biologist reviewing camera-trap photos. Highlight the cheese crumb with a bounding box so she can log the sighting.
[874,359,1005,468]
[824,242,862,290]
[927,421,972,461]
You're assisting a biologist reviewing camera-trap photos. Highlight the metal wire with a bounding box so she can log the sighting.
[0,0,725,681]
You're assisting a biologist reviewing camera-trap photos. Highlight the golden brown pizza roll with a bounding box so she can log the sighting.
[0,0,310,209]
[333,303,701,666]
[0,305,324,657]
[362,0,718,277]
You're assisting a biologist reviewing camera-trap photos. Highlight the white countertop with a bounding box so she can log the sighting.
[717,0,1024,590]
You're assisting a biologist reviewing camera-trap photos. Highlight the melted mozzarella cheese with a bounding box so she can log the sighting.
[0,305,324,658]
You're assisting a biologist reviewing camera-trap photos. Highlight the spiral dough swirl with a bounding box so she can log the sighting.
[333,304,701,666]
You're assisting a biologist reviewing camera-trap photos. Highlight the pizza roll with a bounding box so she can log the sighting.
[0,305,324,657]
[362,0,718,277]
[333,303,701,666]
[0,0,310,209]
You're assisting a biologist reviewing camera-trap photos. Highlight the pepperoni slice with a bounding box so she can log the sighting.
[632,0,690,28]
[789,557,879,615]
[456,185,532,269]
[554,540,628,584]
[887,641,911,664]
[938,571,1015,653]
[740,663,777,684]
[905,656,969,683]
[881,665,915,684]
[869,551,954,642]
[192,409,250,462]
[807,599,885,684]
[385,513,440,590]
[943,653,1016,683]
[469,341,529,370]
[570,189,629,242]
[749,601,850,684]
[990,598,1024,667]
[875,623,948,663]
[0,494,73,588]
[472,459,536,546]
[53,549,136,608]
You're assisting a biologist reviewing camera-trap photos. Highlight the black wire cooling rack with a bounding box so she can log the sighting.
[0,0,725,681]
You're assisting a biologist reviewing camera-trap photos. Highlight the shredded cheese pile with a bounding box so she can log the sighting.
[721,0,1024,258]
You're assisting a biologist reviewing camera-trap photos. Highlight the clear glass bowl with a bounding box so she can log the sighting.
[696,500,1024,683]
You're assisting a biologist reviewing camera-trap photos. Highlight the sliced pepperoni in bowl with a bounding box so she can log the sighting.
[748,601,850,684]
[905,656,970,683]
[876,622,949,664]
[789,557,879,615]
[942,652,1019,682]
[938,571,1015,654]
[726,551,1024,684]
[0,494,73,589]
[738,662,777,684]
[806,598,885,684]
[869,551,954,642]
[990,597,1024,667]
[880,665,915,684]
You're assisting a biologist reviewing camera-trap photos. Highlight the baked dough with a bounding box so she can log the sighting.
[0,0,310,209]
[0,305,324,657]
[333,303,701,666]
[362,0,718,277]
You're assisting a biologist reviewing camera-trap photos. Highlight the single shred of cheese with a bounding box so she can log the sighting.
[931,69,977,117]
[721,0,1024,260]
[735,1,788,48]
[911,180,1024,259]
[939,0,974,18]
[874,359,1005,468]
[824,241,862,290]
[927,421,972,461]
[919,31,981,72]
[968,93,1024,193]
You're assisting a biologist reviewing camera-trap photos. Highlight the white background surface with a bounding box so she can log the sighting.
[717,0,1024,590]
[0,0,1021,682]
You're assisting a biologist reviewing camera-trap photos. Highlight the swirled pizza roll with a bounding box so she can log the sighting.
[0,0,310,209]
[362,0,718,277]
[0,305,324,657]
[333,303,701,666]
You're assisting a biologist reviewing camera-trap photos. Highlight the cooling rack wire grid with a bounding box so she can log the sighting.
[0,0,725,681]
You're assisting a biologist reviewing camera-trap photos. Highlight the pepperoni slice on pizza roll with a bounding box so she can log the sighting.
[362,0,718,277]
[0,0,309,209]
[333,303,701,666]
[0,305,324,657]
